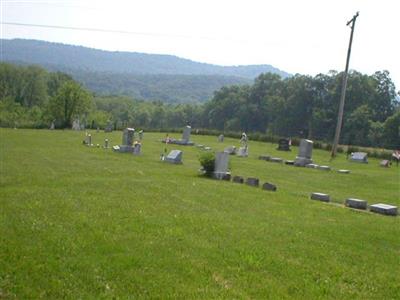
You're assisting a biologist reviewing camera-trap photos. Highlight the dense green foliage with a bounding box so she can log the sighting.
[1,129,399,298]
[72,71,251,103]
[1,62,399,149]
[198,151,215,176]
[203,71,399,149]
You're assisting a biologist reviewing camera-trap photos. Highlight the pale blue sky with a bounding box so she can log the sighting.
[1,0,399,89]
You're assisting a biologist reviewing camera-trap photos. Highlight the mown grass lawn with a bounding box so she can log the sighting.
[0,128,399,299]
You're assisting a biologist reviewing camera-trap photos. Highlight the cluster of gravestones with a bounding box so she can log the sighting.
[112,128,143,155]
[310,193,398,216]
[210,151,277,190]
[82,128,143,155]
[259,139,350,173]
[82,132,108,148]
[161,125,194,145]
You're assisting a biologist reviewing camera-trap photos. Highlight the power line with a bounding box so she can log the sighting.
[1,21,221,42]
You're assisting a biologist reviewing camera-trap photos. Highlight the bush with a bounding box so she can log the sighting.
[198,152,215,176]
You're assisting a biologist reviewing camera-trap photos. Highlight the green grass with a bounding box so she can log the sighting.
[1,128,399,299]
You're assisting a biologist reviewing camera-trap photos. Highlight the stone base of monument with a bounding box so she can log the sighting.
[236,147,248,157]
[259,155,270,161]
[345,198,367,210]
[262,182,277,191]
[113,145,135,153]
[270,157,283,163]
[294,157,313,167]
[317,165,331,171]
[224,146,236,155]
[310,192,330,202]
[370,204,398,216]
[213,172,231,181]
[305,163,318,168]
[161,138,194,146]
[246,177,259,187]
[232,176,244,184]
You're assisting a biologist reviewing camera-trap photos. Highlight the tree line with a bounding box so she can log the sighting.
[1,63,399,149]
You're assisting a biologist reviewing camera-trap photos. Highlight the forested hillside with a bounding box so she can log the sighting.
[71,71,250,103]
[2,39,289,77]
[2,39,290,102]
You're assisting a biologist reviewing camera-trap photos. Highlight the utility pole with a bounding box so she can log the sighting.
[331,12,359,158]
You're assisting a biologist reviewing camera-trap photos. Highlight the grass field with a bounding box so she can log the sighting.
[1,128,399,299]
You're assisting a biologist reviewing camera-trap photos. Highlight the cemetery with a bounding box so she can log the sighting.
[1,128,399,299]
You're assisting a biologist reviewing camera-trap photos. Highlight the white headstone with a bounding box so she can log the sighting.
[182,126,191,142]
[213,152,229,179]
[122,128,135,146]
[350,152,368,163]
[165,150,183,164]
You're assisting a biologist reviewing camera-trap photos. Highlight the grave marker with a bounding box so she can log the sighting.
[294,139,313,167]
[165,150,183,164]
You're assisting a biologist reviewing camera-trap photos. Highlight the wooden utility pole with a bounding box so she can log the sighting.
[331,12,359,158]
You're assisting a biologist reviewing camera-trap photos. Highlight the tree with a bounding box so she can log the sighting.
[48,81,93,128]
[382,111,400,149]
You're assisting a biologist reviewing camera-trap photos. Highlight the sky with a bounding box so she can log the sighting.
[1,0,400,89]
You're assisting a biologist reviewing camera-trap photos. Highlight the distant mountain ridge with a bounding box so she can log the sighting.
[1,39,290,102]
[2,39,289,78]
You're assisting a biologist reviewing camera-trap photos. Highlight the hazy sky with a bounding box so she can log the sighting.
[1,0,399,89]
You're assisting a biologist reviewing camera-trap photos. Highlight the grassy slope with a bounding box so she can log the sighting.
[0,129,399,299]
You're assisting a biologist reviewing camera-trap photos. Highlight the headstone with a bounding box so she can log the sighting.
[213,152,230,180]
[224,146,236,155]
[133,143,141,155]
[246,177,259,187]
[310,192,330,202]
[204,146,212,151]
[104,139,109,149]
[182,126,191,143]
[380,160,390,167]
[370,203,398,216]
[345,198,367,210]
[285,160,295,165]
[196,144,204,148]
[317,165,331,171]
[232,176,244,184]
[259,155,270,161]
[83,134,92,146]
[116,128,136,152]
[72,119,80,131]
[218,134,224,142]
[294,139,313,167]
[277,138,290,151]
[96,127,100,133]
[105,121,113,132]
[50,121,55,130]
[270,157,283,163]
[306,164,318,168]
[165,150,183,164]
[122,128,135,146]
[236,146,248,157]
[262,182,277,191]
[350,152,368,163]
[337,169,350,174]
